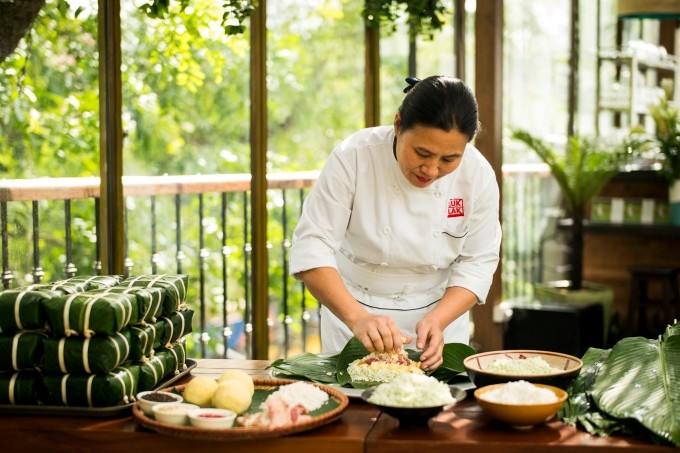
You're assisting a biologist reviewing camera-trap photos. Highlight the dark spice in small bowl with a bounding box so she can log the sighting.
[141,392,178,403]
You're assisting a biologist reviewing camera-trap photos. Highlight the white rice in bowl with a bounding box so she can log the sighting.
[485,356,557,375]
[481,380,558,405]
[367,374,454,407]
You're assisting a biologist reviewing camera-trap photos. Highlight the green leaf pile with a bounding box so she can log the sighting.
[268,337,475,388]
[560,321,680,447]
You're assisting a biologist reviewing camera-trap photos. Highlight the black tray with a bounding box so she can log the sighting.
[0,359,197,417]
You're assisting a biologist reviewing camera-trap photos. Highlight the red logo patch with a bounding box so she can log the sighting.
[447,198,464,218]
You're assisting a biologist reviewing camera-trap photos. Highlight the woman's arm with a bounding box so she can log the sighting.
[296,266,410,353]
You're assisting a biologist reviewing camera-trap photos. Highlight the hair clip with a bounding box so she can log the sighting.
[403,76,421,93]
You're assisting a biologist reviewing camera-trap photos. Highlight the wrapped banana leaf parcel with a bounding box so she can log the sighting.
[118,274,189,316]
[20,280,91,295]
[0,331,48,371]
[0,370,43,405]
[131,342,187,392]
[42,366,139,407]
[156,309,194,347]
[98,286,164,324]
[42,291,139,338]
[127,324,158,361]
[62,275,123,291]
[42,331,133,374]
[0,289,61,333]
[560,321,680,447]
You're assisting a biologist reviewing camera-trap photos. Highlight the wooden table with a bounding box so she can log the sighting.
[1,359,675,453]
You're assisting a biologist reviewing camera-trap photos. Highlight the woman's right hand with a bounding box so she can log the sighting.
[350,314,412,353]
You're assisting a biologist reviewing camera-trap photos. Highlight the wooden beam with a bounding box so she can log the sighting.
[364,25,380,127]
[98,0,124,275]
[250,0,269,360]
[473,0,503,352]
[454,0,466,81]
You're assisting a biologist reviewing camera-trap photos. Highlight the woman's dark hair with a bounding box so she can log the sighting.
[398,75,479,142]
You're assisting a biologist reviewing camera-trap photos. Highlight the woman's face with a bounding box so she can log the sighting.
[393,115,469,188]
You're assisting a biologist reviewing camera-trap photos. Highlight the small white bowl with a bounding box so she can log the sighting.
[188,408,237,429]
[152,402,200,425]
[136,390,183,417]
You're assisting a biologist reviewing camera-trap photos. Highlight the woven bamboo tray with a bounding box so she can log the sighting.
[132,377,350,441]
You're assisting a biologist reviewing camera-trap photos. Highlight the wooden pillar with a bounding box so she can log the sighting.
[250,0,269,359]
[365,25,380,127]
[473,0,503,351]
[454,0,466,81]
[98,0,124,275]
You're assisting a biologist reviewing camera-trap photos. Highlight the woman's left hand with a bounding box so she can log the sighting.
[414,317,445,371]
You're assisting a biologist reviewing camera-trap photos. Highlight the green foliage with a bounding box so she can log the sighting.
[363,0,449,40]
[649,92,680,182]
[510,129,639,218]
[0,0,368,359]
[270,337,476,388]
[560,322,680,447]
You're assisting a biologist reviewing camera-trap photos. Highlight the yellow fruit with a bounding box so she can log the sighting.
[211,380,252,414]
[182,376,218,408]
[217,369,255,396]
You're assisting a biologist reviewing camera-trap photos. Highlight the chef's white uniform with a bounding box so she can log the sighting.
[289,126,501,353]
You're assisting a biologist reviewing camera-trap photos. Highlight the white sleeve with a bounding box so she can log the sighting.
[447,171,502,304]
[289,144,357,277]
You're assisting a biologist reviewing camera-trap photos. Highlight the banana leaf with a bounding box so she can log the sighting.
[269,337,475,389]
[268,352,339,384]
[560,322,680,447]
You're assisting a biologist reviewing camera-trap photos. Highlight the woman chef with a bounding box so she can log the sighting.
[289,76,501,371]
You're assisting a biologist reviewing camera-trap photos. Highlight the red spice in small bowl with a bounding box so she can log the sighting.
[198,413,227,418]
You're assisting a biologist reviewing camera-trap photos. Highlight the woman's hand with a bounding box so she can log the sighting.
[415,317,445,371]
[350,314,411,353]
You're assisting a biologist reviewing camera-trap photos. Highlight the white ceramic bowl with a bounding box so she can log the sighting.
[188,408,237,429]
[136,390,183,417]
[474,383,568,429]
[151,402,200,425]
[463,350,583,389]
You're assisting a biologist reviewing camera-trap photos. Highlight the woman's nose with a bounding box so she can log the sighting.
[421,160,439,176]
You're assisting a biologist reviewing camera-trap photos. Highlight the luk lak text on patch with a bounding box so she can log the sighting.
[447,198,464,218]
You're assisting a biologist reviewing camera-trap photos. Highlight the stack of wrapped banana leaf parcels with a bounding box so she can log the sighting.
[0,274,193,408]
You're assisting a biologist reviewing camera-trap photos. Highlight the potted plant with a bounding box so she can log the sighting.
[510,130,640,338]
[648,83,680,225]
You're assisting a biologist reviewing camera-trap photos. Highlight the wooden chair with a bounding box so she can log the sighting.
[627,266,680,337]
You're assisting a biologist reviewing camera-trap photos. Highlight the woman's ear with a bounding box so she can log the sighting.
[393,112,401,135]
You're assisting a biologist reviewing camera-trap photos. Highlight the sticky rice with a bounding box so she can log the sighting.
[347,351,423,383]
[481,380,558,404]
[485,356,557,375]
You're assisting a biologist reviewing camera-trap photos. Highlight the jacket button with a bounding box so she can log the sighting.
[383,227,392,235]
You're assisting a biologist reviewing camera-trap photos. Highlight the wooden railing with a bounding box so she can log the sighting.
[0,165,559,359]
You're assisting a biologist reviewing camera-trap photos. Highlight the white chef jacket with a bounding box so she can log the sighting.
[289,126,502,353]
